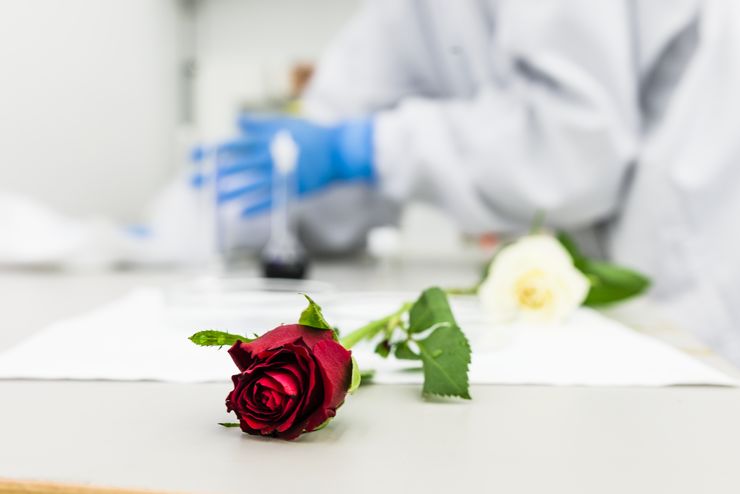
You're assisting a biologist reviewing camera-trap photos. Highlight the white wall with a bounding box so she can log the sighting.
[0,0,179,221]
[0,0,361,221]
[193,0,361,139]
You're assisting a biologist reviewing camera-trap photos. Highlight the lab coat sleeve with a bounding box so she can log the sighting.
[374,1,642,233]
[303,0,418,120]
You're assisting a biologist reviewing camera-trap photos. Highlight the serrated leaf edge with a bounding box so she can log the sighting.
[417,326,472,400]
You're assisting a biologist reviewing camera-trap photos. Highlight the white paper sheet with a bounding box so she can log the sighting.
[0,288,734,386]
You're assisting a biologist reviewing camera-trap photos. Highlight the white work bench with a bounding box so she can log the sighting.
[1,261,739,494]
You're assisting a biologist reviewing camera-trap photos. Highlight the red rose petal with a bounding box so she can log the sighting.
[228,324,336,371]
[264,390,281,409]
[242,414,273,433]
[248,385,272,413]
[246,369,304,430]
[225,326,350,440]
[265,369,300,396]
[274,426,306,441]
[254,373,283,393]
[272,346,322,435]
[303,340,352,432]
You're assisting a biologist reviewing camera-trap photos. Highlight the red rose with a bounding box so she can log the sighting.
[226,324,352,440]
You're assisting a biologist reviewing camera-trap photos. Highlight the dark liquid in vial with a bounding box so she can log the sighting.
[261,258,309,279]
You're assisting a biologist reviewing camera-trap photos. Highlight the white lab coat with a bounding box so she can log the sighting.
[305,0,698,231]
[610,0,740,364]
[298,0,740,364]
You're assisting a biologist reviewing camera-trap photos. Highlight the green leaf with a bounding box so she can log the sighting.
[394,341,420,360]
[408,287,457,334]
[218,422,240,428]
[374,340,391,358]
[556,231,584,261]
[299,294,332,330]
[579,259,651,306]
[348,356,361,394]
[359,369,375,383]
[557,231,650,306]
[189,330,254,347]
[416,324,471,399]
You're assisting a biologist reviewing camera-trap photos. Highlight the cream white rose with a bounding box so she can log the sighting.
[478,235,590,324]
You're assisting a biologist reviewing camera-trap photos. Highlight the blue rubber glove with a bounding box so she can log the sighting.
[214,115,374,217]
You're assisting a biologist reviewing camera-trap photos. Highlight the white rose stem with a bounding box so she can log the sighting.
[266,130,299,257]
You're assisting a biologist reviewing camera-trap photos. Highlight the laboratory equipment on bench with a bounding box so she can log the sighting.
[260,130,309,279]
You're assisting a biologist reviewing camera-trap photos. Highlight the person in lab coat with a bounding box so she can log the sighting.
[220,0,697,245]
[216,0,740,365]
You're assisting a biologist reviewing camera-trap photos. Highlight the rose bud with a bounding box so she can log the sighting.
[226,324,352,440]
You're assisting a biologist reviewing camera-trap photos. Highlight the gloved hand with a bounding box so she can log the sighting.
[209,115,375,217]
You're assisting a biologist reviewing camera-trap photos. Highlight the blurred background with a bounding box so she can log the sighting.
[2,0,740,365]
[0,0,357,221]
[0,0,467,267]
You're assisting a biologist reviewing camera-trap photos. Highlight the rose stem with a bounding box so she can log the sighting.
[340,302,413,349]
[444,286,478,296]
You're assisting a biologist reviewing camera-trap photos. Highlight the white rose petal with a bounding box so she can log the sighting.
[478,235,590,324]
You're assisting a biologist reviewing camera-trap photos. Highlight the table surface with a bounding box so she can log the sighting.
[1,261,740,494]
